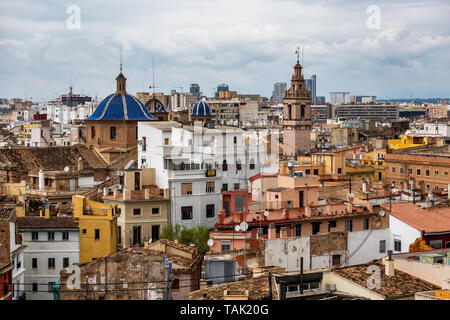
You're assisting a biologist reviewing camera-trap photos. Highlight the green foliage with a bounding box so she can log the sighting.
[160,224,212,255]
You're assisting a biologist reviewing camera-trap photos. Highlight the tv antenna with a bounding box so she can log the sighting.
[149,57,159,94]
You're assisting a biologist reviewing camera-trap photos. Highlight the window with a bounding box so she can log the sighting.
[48,282,55,293]
[181,206,193,220]
[91,126,95,139]
[430,240,442,249]
[328,220,336,232]
[379,240,386,253]
[206,204,215,218]
[133,208,141,216]
[63,257,69,268]
[445,172,448,179]
[152,207,159,215]
[222,160,228,171]
[391,167,396,173]
[164,138,169,145]
[345,220,353,232]
[305,169,310,175]
[234,183,240,190]
[417,169,421,175]
[332,254,341,267]
[32,283,38,292]
[235,195,244,212]
[338,168,342,174]
[399,167,404,174]
[221,240,231,251]
[426,170,430,177]
[32,232,39,241]
[363,218,370,230]
[152,225,160,241]
[314,169,319,175]
[117,226,121,244]
[249,160,255,170]
[312,222,321,235]
[16,257,21,269]
[222,184,228,192]
[82,229,86,234]
[172,278,180,290]
[32,258,38,269]
[295,224,302,236]
[95,229,100,240]
[48,258,55,269]
[434,170,439,178]
[110,126,116,140]
[181,183,192,195]
[394,239,401,252]
[236,161,241,171]
[62,231,69,241]
[233,136,237,144]
[206,181,215,193]
[48,231,55,241]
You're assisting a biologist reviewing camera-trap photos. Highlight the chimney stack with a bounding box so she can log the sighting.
[346,202,353,214]
[103,187,108,197]
[385,250,395,277]
[268,223,276,240]
[77,157,84,171]
[164,188,170,199]
[123,188,131,201]
[113,188,118,198]
[304,206,311,217]
[282,209,289,220]
[145,189,150,200]
[38,169,44,191]
[217,209,225,225]
[326,205,332,216]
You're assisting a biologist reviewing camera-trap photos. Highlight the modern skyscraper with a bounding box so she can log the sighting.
[283,58,312,156]
[215,83,229,97]
[304,75,317,104]
[271,82,287,102]
[190,83,201,97]
[329,92,350,105]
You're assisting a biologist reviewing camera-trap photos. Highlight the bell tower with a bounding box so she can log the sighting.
[282,49,312,157]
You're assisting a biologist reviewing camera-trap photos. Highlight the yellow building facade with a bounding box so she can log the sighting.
[72,195,118,264]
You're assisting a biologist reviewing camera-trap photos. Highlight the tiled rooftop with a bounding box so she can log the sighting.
[17,216,79,230]
[333,259,439,299]
[386,203,450,233]
[189,276,276,300]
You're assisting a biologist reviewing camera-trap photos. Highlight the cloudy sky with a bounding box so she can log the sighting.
[0,0,449,102]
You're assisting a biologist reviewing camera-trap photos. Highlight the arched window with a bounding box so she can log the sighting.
[236,159,241,172]
[287,104,292,120]
[222,160,228,171]
[301,105,305,119]
[110,126,116,140]
[249,159,255,170]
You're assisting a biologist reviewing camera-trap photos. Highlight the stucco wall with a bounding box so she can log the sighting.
[263,237,310,272]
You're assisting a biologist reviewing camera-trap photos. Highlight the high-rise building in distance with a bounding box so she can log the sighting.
[215,83,229,97]
[190,83,201,97]
[329,92,350,105]
[305,75,317,104]
[271,82,287,102]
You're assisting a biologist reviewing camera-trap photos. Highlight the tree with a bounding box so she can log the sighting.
[160,224,212,255]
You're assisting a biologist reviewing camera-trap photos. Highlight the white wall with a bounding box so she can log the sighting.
[263,237,310,272]
[21,229,79,300]
[390,216,421,253]
[347,229,393,266]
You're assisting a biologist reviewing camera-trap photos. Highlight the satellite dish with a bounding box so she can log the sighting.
[239,222,248,232]
[64,166,69,172]
[264,210,269,217]
[207,239,214,247]
[234,225,241,232]
[379,210,385,217]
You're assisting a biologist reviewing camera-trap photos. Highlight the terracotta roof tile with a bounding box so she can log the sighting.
[386,203,450,233]
[17,216,78,230]
[189,276,274,300]
[333,260,439,299]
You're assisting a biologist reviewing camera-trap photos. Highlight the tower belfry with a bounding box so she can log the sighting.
[282,49,312,157]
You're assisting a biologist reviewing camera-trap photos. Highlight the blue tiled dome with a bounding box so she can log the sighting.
[191,99,211,117]
[86,93,157,121]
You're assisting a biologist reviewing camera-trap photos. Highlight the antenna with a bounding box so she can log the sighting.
[149,57,159,94]
[120,44,123,73]
[295,46,300,64]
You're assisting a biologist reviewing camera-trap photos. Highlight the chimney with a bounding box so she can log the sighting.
[164,188,170,199]
[217,209,225,225]
[362,180,367,193]
[385,250,395,277]
[347,193,354,203]
[145,189,150,200]
[326,205,332,216]
[268,223,276,240]
[282,209,289,220]
[123,188,131,201]
[77,157,84,171]
[113,188,118,198]
[304,206,311,217]
[346,202,353,214]
[237,211,244,223]
[280,227,288,239]
[103,187,108,197]
[38,169,44,191]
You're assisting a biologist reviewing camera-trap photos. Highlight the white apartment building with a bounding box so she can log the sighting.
[137,121,274,228]
[17,216,79,300]
[38,103,96,125]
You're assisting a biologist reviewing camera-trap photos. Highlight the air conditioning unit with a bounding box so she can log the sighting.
[325,283,336,291]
